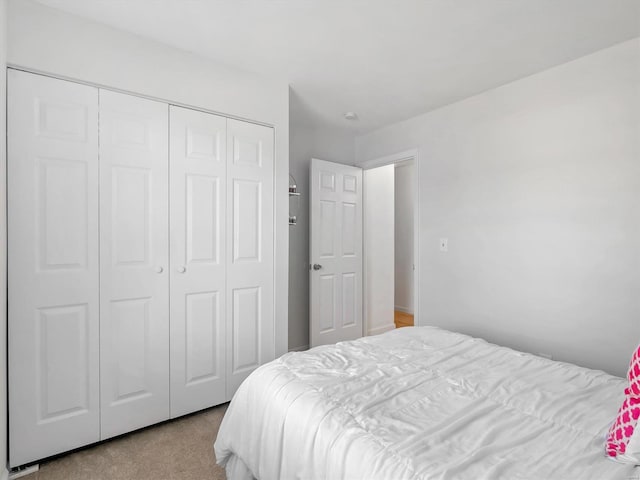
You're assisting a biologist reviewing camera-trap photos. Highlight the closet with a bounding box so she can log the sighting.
[7,69,275,467]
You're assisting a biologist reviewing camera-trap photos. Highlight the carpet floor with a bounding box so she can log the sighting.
[23,404,228,480]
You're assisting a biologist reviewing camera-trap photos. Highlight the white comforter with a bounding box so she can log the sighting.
[215,327,639,480]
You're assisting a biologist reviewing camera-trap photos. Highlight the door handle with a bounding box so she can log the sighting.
[177,266,186,273]
[313,264,322,271]
[155,266,164,274]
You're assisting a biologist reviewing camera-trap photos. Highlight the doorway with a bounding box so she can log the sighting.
[309,152,419,347]
[362,151,418,336]
[393,161,415,328]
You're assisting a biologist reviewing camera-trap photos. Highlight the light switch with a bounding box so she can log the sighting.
[439,238,448,252]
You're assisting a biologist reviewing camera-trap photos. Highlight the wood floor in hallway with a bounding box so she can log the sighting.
[394,310,414,328]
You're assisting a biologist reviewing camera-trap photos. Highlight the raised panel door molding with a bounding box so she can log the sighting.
[186,174,220,264]
[111,166,151,266]
[231,287,261,373]
[111,114,150,148]
[37,157,89,270]
[232,179,262,263]
[37,304,90,423]
[187,127,222,161]
[232,136,262,167]
[108,297,152,405]
[185,291,221,385]
[35,97,88,142]
[319,200,336,257]
[319,275,336,333]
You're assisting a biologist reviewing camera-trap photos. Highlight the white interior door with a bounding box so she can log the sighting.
[169,106,227,417]
[226,119,274,398]
[8,70,100,467]
[310,159,363,347]
[99,90,170,439]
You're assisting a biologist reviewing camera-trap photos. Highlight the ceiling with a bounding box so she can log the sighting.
[36,0,640,134]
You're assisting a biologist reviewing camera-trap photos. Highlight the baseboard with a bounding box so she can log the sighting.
[367,324,396,336]
[288,344,309,352]
[8,464,38,480]
[394,306,413,314]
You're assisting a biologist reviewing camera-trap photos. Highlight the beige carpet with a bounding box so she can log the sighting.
[23,404,228,480]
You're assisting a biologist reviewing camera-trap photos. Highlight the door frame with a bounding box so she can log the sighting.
[358,149,420,332]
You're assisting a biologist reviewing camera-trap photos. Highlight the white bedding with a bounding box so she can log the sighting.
[215,327,639,479]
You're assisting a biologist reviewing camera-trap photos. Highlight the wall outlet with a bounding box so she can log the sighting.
[439,238,448,252]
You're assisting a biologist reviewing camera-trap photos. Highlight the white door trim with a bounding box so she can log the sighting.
[357,149,420,328]
[358,149,418,170]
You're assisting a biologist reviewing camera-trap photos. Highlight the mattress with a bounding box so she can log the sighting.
[215,327,639,479]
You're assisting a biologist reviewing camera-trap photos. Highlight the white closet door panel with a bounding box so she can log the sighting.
[99,90,170,439]
[226,119,274,398]
[169,106,227,417]
[8,70,100,467]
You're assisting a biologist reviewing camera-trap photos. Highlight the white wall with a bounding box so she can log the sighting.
[0,0,8,476]
[364,165,395,336]
[356,38,640,377]
[394,163,414,314]
[7,0,289,356]
[288,120,356,350]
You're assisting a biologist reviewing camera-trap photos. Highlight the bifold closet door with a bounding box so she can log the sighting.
[226,119,275,398]
[99,90,170,439]
[169,106,227,417]
[8,70,100,467]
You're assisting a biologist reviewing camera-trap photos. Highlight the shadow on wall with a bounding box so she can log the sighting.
[288,88,357,351]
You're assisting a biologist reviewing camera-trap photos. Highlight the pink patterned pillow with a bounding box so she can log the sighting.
[606,344,640,463]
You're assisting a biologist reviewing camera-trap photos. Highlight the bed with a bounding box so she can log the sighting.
[214,326,639,479]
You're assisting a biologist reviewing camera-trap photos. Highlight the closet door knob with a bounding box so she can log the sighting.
[177,266,186,273]
[155,266,163,274]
